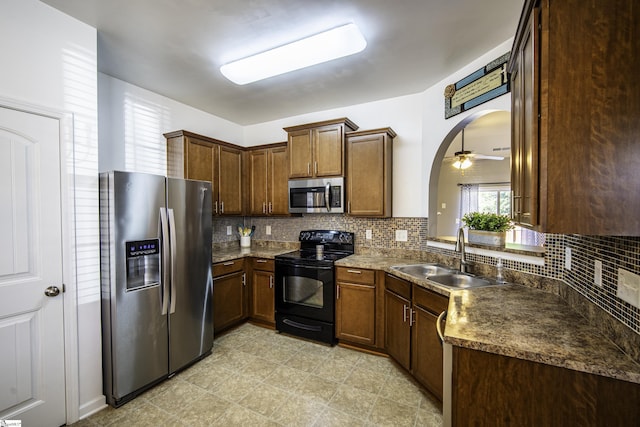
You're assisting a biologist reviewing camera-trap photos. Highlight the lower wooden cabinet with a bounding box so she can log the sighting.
[450,346,640,426]
[384,274,412,369]
[212,259,246,334]
[250,258,275,326]
[384,273,448,400]
[335,267,385,349]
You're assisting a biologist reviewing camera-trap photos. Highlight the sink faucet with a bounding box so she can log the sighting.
[456,227,473,274]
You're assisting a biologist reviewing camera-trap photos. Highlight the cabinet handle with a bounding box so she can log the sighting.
[307,163,310,175]
[256,259,267,263]
[220,201,224,213]
[336,285,340,300]
[214,200,218,214]
[347,269,361,274]
[409,308,415,327]
[268,202,272,214]
[403,304,408,322]
[223,261,235,266]
[436,310,447,345]
[242,272,246,286]
[314,161,318,175]
[348,201,351,214]
[269,275,274,288]
[263,202,266,214]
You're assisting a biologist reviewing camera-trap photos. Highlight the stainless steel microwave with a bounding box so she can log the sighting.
[288,177,344,214]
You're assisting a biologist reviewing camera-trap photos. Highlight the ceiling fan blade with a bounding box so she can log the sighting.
[473,154,505,160]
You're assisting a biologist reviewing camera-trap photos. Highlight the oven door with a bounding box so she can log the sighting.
[275,260,334,323]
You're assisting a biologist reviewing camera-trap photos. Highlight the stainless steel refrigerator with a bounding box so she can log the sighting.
[99,171,213,407]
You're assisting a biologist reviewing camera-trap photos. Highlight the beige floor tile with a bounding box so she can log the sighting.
[344,365,387,394]
[379,374,426,408]
[416,404,444,427]
[238,382,291,417]
[328,384,377,419]
[240,355,280,380]
[286,350,330,373]
[266,364,310,390]
[270,393,326,426]
[312,358,355,383]
[313,407,366,427]
[182,362,233,391]
[355,353,395,375]
[296,374,341,404]
[212,372,262,402]
[368,396,418,427]
[214,403,281,427]
[172,393,232,426]
[148,379,208,413]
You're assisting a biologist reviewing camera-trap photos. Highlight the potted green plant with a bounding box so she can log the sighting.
[461,212,514,246]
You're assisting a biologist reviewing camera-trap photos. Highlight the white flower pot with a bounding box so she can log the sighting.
[467,230,506,247]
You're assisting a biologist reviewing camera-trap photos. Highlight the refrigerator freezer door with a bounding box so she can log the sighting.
[100,171,169,405]
[167,178,213,373]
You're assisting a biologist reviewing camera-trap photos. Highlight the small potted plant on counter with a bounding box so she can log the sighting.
[461,212,514,247]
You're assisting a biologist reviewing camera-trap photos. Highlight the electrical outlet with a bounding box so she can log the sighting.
[395,230,408,242]
[617,268,640,309]
[226,225,232,235]
[565,247,572,270]
[594,260,603,287]
[365,229,372,240]
[266,225,272,235]
[441,203,446,209]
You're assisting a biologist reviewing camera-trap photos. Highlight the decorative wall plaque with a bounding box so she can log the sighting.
[445,52,511,119]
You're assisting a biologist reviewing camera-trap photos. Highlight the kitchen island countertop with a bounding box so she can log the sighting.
[336,254,640,385]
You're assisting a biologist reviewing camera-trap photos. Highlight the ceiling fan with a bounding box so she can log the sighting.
[445,128,505,170]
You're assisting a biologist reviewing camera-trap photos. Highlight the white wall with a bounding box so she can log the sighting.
[99,74,244,173]
[0,0,102,421]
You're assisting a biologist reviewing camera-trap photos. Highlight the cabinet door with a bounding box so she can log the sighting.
[213,271,246,333]
[288,129,312,178]
[385,289,411,370]
[314,125,344,177]
[217,145,243,215]
[268,146,289,215]
[347,133,387,216]
[511,8,539,228]
[251,270,275,324]
[412,305,443,400]
[248,149,268,215]
[185,137,218,211]
[335,282,376,345]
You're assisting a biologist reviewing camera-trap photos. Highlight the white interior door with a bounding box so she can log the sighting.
[0,106,66,425]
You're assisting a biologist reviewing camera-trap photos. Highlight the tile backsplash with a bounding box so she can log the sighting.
[213,215,640,342]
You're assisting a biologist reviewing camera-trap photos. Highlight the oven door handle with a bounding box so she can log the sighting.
[276,262,334,270]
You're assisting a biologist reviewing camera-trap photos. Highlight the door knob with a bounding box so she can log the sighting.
[44,286,60,297]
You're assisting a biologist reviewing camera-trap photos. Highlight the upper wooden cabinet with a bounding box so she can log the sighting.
[247,143,289,216]
[284,118,358,179]
[508,0,640,235]
[165,130,243,216]
[346,128,396,217]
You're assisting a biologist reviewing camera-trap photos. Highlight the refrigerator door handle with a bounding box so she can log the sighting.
[168,208,177,314]
[160,208,170,315]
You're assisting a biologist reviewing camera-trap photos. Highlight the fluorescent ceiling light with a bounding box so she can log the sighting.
[220,23,367,85]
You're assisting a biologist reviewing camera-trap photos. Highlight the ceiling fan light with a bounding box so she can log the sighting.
[453,156,472,170]
[220,23,367,85]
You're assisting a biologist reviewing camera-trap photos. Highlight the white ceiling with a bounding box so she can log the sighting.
[40,0,523,125]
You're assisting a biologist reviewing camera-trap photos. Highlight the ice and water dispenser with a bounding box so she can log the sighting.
[125,239,160,290]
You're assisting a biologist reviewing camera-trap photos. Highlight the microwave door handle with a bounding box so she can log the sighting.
[325,182,331,212]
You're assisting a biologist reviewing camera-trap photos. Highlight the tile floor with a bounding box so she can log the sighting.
[73,323,443,426]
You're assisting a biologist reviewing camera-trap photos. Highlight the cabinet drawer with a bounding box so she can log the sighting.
[251,258,274,271]
[213,258,244,277]
[385,273,411,300]
[336,267,376,285]
[413,284,448,315]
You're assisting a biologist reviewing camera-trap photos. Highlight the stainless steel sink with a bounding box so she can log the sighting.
[428,273,493,289]
[390,264,454,277]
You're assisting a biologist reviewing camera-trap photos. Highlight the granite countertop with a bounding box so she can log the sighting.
[212,246,294,263]
[335,254,640,384]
